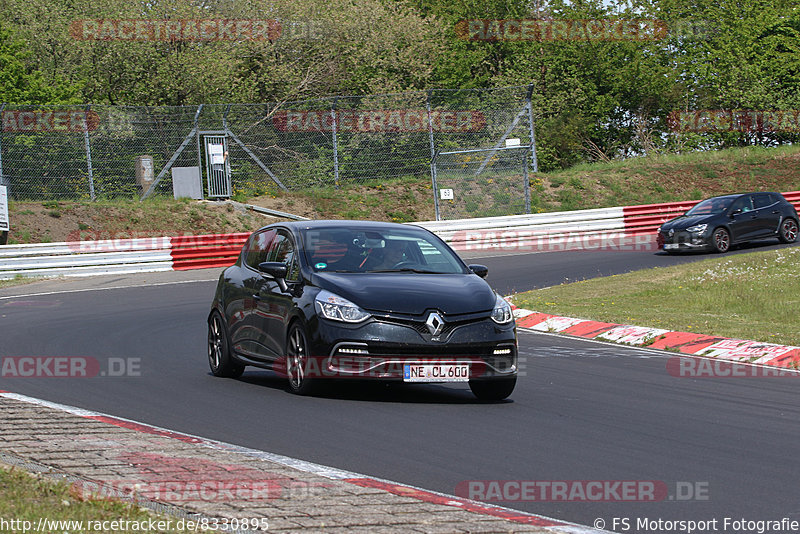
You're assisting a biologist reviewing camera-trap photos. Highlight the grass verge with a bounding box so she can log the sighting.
[0,275,39,289]
[511,247,800,347]
[0,463,208,533]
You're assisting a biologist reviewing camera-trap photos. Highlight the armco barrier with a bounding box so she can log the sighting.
[0,233,248,280]
[1,192,798,279]
[170,233,249,270]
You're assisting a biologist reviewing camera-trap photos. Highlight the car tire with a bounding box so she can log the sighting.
[469,377,516,401]
[778,218,798,243]
[208,311,245,378]
[711,227,730,253]
[286,323,315,395]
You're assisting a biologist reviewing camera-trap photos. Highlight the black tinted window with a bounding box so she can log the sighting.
[753,194,774,209]
[730,196,754,213]
[244,229,276,269]
[268,231,299,280]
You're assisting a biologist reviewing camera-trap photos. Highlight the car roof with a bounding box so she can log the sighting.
[705,192,780,200]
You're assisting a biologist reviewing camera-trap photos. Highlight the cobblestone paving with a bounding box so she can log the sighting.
[0,396,586,533]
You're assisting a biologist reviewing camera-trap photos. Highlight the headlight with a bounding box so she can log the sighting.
[315,290,371,323]
[491,294,514,325]
[686,224,708,234]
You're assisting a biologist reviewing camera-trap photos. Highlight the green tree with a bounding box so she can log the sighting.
[0,25,80,104]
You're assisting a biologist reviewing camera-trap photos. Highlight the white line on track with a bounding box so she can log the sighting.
[519,327,672,357]
[0,278,218,301]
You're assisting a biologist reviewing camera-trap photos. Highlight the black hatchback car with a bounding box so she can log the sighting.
[207,220,518,400]
[657,192,798,253]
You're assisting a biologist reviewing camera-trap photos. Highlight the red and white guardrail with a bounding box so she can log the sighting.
[1,192,798,279]
[0,233,249,279]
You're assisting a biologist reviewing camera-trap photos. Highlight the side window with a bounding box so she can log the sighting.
[753,193,774,209]
[267,231,299,280]
[730,196,754,213]
[244,229,276,270]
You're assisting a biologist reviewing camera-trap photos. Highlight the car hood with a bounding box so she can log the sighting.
[311,272,496,316]
[661,214,717,231]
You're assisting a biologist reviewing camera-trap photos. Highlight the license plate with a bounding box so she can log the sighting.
[664,243,679,250]
[403,364,470,382]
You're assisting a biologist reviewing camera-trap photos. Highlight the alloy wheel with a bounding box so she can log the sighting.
[208,315,223,371]
[781,219,798,243]
[713,228,730,253]
[287,327,307,391]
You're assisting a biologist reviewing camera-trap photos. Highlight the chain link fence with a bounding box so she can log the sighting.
[0,86,537,220]
[434,146,532,220]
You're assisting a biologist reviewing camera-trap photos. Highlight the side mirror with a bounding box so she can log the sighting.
[468,264,489,279]
[258,261,289,292]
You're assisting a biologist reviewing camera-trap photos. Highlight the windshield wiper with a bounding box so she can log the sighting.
[366,268,439,274]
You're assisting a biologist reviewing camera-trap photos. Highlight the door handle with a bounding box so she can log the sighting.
[772,210,780,214]
[252,294,262,301]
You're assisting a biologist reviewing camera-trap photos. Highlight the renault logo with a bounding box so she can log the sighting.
[425,312,444,336]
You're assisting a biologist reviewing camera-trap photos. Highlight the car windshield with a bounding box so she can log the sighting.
[301,227,468,274]
[685,197,735,216]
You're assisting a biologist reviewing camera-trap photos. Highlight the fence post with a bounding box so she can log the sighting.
[83,104,96,201]
[526,84,539,173]
[0,103,5,188]
[197,105,206,199]
[331,97,340,188]
[427,90,440,221]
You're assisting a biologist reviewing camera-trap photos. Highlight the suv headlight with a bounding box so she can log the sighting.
[491,294,514,325]
[686,224,708,234]
[315,290,370,323]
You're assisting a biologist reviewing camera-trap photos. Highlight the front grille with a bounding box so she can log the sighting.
[374,312,488,341]
[661,231,690,244]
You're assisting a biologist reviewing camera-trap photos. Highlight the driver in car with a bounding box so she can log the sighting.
[365,239,407,271]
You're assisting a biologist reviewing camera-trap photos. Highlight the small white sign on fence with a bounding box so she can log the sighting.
[440,188,454,200]
[0,185,9,232]
[505,138,521,147]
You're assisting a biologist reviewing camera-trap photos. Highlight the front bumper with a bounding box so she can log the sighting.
[659,230,712,251]
[306,313,518,381]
